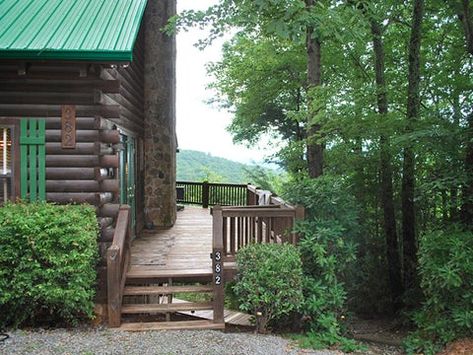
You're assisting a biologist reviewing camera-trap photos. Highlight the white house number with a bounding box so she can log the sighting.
[214,251,222,285]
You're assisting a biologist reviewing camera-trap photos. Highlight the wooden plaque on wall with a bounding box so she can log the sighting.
[61,105,76,149]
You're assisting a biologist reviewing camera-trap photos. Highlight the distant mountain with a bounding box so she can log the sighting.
[177,150,251,184]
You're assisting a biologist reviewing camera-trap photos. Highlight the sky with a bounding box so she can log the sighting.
[176,0,270,164]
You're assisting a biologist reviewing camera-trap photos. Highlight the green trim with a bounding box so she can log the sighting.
[20,120,28,199]
[20,119,46,201]
[0,49,133,62]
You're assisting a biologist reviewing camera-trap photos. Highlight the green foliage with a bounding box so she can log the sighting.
[0,202,99,328]
[174,0,473,347]
[243,165,287,195]
[405,228,473,354]
[293,331,366,353]
[284,175,359,347]
[234,243,304,333]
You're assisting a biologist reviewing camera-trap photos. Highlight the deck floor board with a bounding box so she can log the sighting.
[128,207,251,327]
[131,207,213,271]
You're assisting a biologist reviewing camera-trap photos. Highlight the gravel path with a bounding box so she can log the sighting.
[0,328,340,355]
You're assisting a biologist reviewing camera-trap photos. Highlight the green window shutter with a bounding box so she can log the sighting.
[20,119,46,201]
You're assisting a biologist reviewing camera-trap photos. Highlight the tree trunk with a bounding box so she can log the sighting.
[461,112,473,226]
[370,19,403,312]
[457,0,473,55]
[306,0,324,178]
[402,0,424,293]
[455,0,473,227]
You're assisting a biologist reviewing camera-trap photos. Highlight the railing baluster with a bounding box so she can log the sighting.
[230,217,235,256]
[223,216,228,255]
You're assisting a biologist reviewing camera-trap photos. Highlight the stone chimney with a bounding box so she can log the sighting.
[143,0,177,227]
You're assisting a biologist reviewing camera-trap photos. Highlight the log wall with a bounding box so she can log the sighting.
[0,27,147,304]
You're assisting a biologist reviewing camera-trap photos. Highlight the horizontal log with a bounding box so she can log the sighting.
[105,117,144,136]
[46,192,113,205]
[46,155,118,168]
[0,104,120,119]
[98,203,121,218]
[46,142,113,155]
[46,142,99,155]
[100,227,115,242]
[46,167,106,180]
[0,79,120,93]
[0,91,95,105]
[0,71,100,81]
[46,179,119,193]
[47,192,101,205]
[45,129,120,144]
[45,117,102,130]
[98,217,114,229]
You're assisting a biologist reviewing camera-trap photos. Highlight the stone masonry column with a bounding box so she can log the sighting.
[143,0,177,227]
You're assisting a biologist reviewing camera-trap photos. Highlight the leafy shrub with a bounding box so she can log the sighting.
[0,202,99,328]
[405,228,473,355]
[234,243,304,333]
[284,175,360,349]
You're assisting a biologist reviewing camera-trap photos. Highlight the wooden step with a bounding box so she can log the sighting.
[119,320,225,331]
[121,302,214,314]
[123,285,213,296]
[126,268,213,283]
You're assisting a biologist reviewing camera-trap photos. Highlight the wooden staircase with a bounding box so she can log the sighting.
[118,268,225,331]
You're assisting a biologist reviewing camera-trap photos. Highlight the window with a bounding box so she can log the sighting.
[0,127,12,204]
[0,120,19,205]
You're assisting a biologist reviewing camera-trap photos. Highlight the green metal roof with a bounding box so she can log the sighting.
[0,0,147,62]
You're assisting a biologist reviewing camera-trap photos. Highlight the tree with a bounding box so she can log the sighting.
[402,0,425,294]
[306,0,324,177]
[452,0,473,227]
[172,0,350,176]
[367,2,403,311]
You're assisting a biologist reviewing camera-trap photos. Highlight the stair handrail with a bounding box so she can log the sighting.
[107,205,132,327]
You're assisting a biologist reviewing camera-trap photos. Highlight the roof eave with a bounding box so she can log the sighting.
[0,50,133,63]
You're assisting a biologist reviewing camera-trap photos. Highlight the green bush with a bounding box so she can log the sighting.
[0,202,99,328]
[284,175,360,350]
[405,228,473,354]
[234,243,304,333]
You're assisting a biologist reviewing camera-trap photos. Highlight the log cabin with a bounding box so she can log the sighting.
[0,0,304,331]
[0,0,177,319]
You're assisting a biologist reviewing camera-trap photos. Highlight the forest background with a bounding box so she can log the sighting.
[172,0,473,353]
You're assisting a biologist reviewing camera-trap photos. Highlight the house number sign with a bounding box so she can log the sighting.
[214,251,222,285]
[61,105,76,149]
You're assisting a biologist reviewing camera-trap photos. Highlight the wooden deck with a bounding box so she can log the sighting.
[130,207,213,272]
[127,206,253,328]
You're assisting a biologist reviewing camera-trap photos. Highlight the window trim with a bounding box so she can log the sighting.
[0,119,21,201]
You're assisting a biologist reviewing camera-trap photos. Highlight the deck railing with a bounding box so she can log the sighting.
[211,185,304,324]
[107,205,132,327]
[176,181,248,208]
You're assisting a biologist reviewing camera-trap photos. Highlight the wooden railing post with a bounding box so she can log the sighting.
[202,181,209,208]
[107,245,121,327]
[107,205,131,328]
[212,205,225,324]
